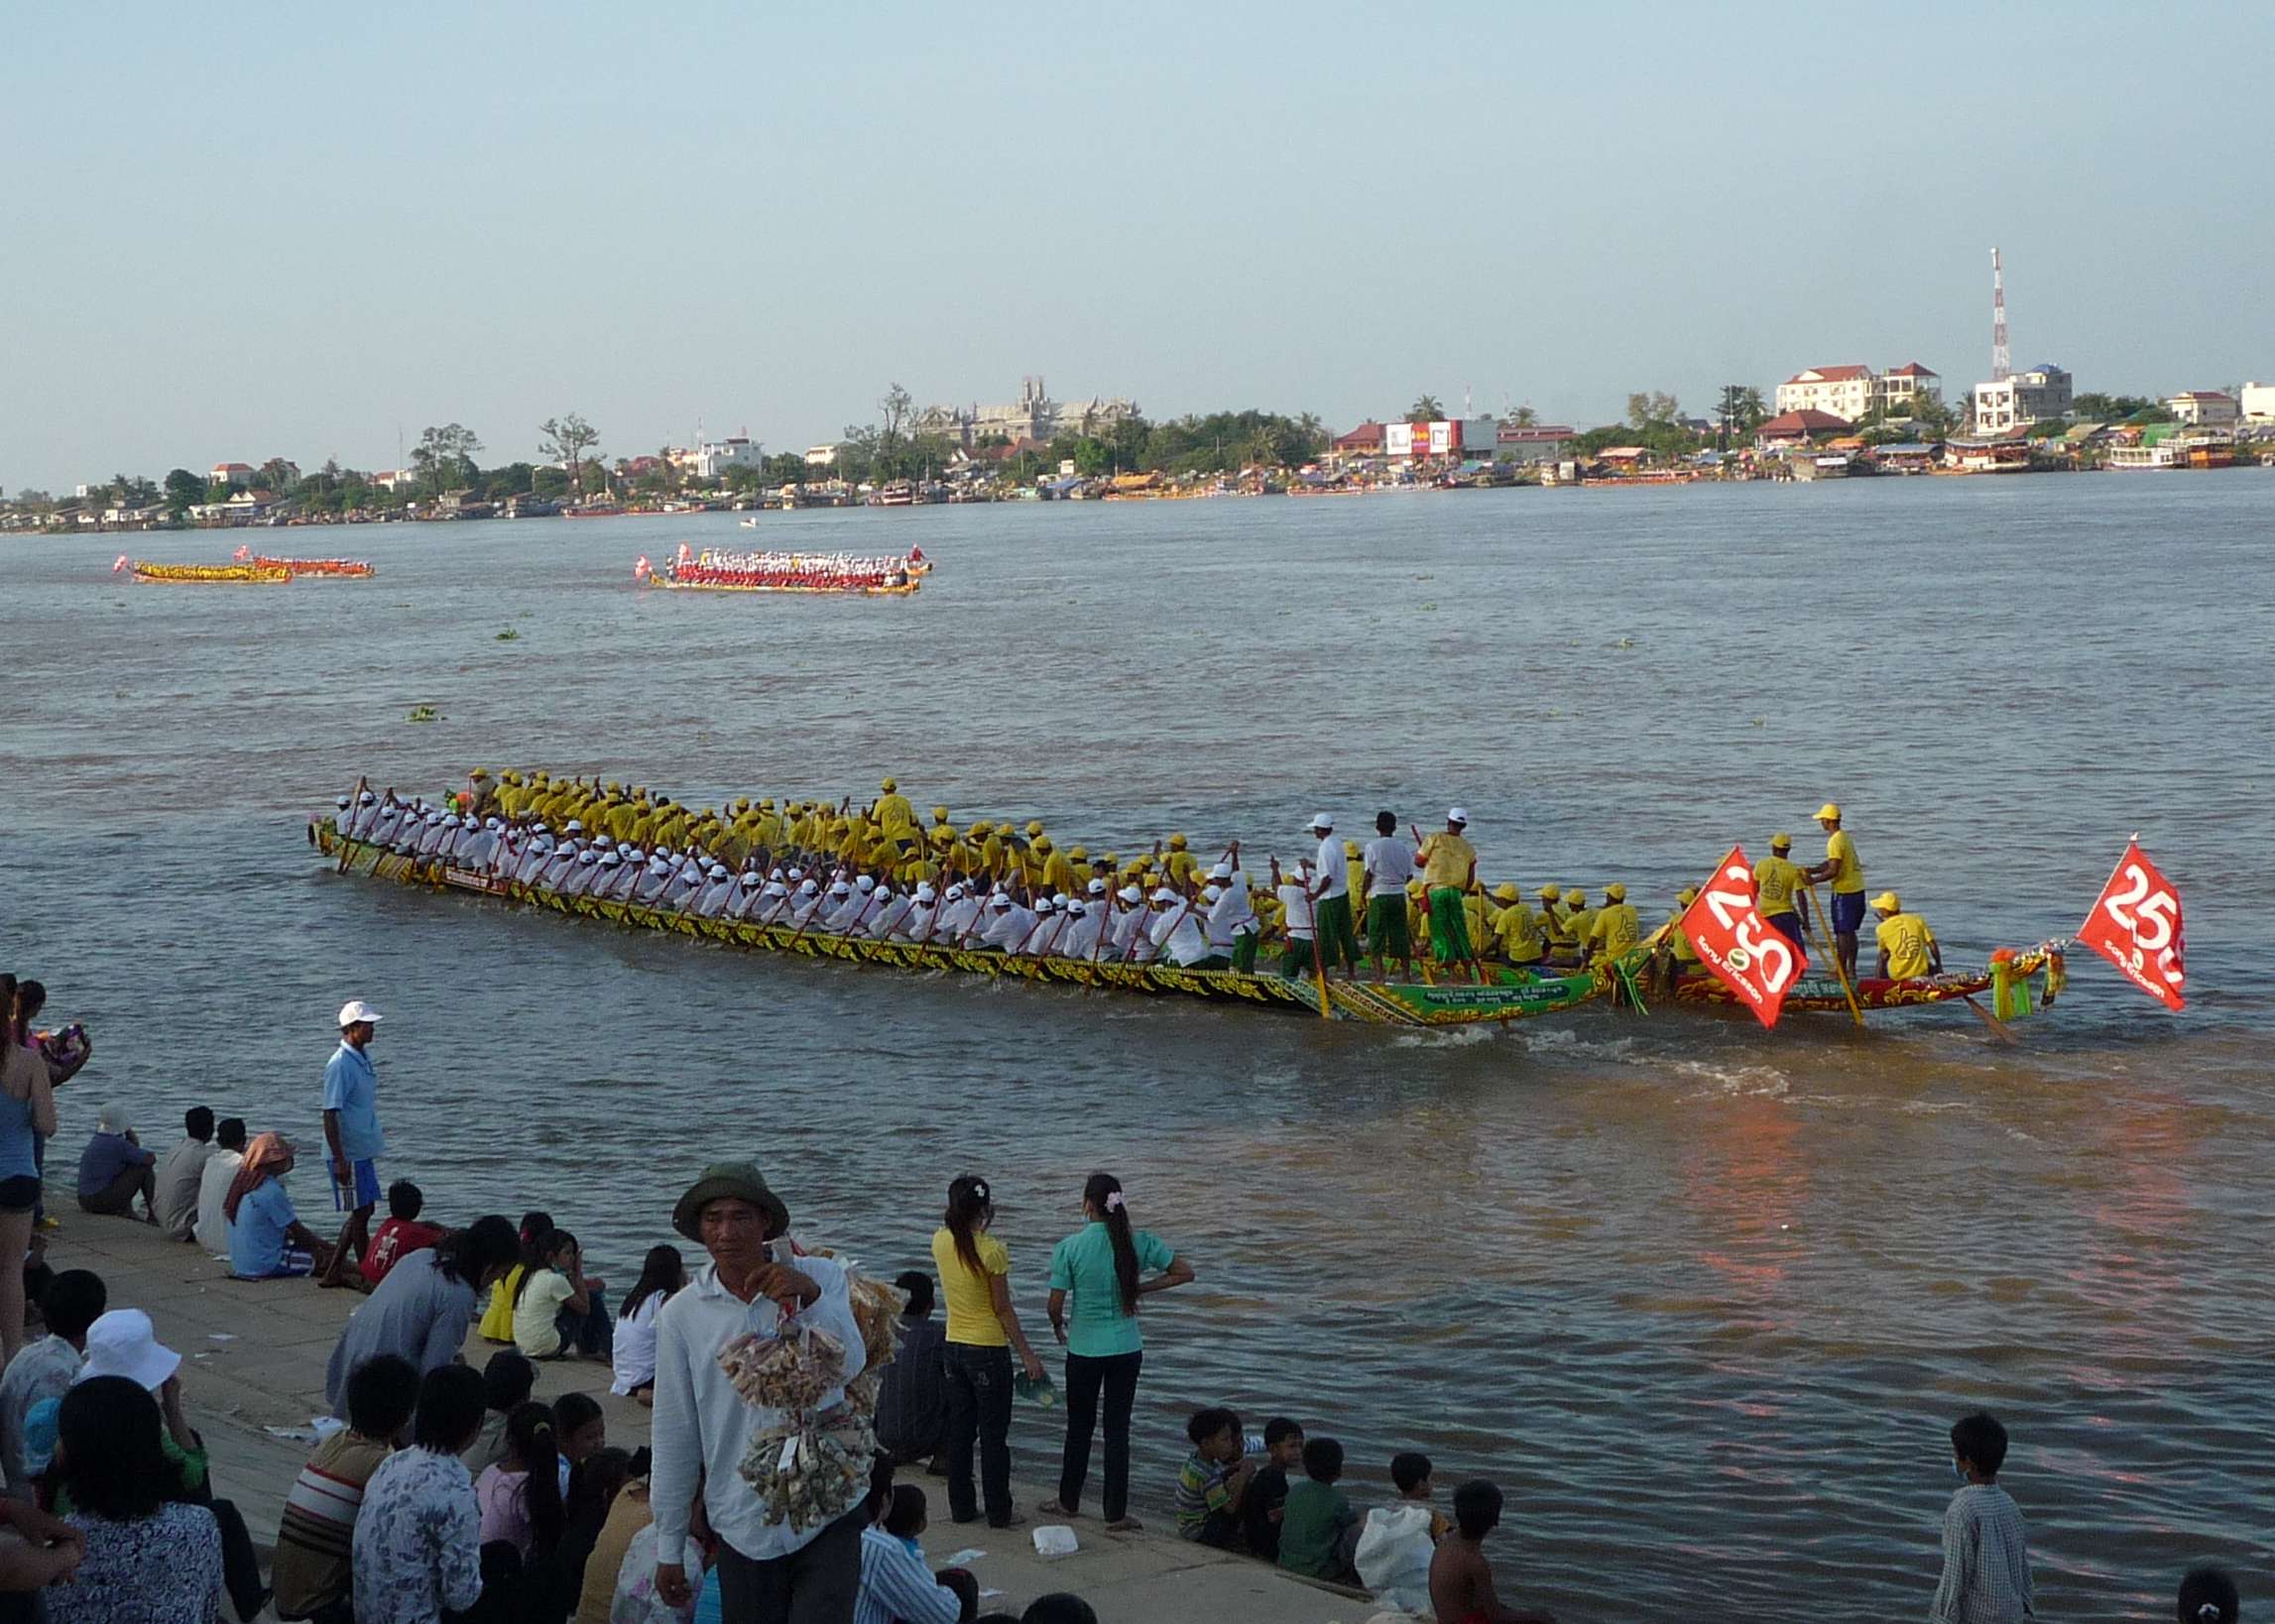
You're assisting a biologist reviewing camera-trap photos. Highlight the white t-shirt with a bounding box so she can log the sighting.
[1364,837,1416,899]
[1314,836,1350,900]
[612,1291,668,1395]
[1276,884,1316,939]
[193,1149,244,1253]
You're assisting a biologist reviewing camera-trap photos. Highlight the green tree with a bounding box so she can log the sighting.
[162,468,204,517]
[538,413,601,499]
[412,423,483,496]
[1407,395,1444,423]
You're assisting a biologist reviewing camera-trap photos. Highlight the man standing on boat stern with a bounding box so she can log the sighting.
[318,1000,386,1289]
[651,1162,868,1622]
[1306,815,1360,981]
[1417,810,1480,981]
[1803,803,1866,983]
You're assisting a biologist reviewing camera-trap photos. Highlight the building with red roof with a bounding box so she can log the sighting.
[1775,363,1941,423]
[1755,408,1854,446]
[1332,421,1385,454]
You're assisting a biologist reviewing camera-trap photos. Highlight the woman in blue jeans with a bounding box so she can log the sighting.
[930,1175,1046,1529]
[1038,1172,1193,1530]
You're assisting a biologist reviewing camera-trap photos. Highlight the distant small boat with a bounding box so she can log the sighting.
[740,517,760,528]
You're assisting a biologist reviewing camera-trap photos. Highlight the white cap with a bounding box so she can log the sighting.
[423,811,442,825]
[798,878,818,895]
[577,849,596,864]
[486,816,502,830]
[1087,877,1107,894]
[740,870,762,883]
[565,819,583,833]
[1067,899,1086,917]
[993,893,1013,908]
[763,880,787,897]
[1152,886,1178,903]
[442,813,460,828]
[1448,807,1469,825]
[1035,896,1056,913]
[1211,862,1234,879]
[1119,885,1141,903]
[945,883,965,900]
[1203,883,1224,902]
[830,880,851,896]
[338,999,382,1027]
[708,863,728,878]
[601,851,622,867]
[856,874,877,893]
[73,1309,180,1393]
[336,795,350,808]
[358,791,375,804]
[1053,891,1070,906]
[1308,813,1333,831]
[915,883,937,902]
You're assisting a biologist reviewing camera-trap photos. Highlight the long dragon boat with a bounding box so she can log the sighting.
[234,546,375,577]
[634,544,922,597]
[308,822,1614,1028]
[115,558,291,585]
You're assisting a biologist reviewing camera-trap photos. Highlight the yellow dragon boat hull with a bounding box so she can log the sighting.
[311,824,1612,1027]
[127,563,293,584]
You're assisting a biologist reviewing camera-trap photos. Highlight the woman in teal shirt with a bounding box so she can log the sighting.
[1038,1172,1193,1529]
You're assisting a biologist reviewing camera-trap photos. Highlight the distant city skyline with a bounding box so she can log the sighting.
[6,3,2270,490]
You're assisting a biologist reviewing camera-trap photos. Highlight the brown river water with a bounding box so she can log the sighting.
[2,475,2269,1619]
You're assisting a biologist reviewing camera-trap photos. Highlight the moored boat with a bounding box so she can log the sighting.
[234,546,375,577]
[116,557,291,585]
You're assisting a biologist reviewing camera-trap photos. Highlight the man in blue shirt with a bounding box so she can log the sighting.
[319,999,388,1288]
[226,1133,334,1279]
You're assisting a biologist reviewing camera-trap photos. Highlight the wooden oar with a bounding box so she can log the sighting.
[1962,993,2020,1045]
[1801,880,1866,1030]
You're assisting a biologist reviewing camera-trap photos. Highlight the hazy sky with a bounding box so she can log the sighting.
[7,3,2270,489]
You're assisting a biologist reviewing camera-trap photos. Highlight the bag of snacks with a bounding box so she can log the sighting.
[717,1322,846,1414]
[737,1404,877,1533]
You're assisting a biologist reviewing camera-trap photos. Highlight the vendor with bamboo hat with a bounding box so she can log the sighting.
[1415,809,1480,979]
[650,1160,868,1617]
[1870,891,1941,982]
[1804,802,1866,981]
[1753,834,1810,949]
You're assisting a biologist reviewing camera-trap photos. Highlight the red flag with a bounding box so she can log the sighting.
[2078,841,2185,1010]
[1680,845,1808,1029]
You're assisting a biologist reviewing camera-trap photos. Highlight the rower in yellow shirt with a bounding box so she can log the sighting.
[1752,834,1810,951]
[1667,887,1702,976]
[1493,886,1545,967]
[1560,889,1598,965]
[1804,802,1866,982]
[1534,885,1570,957]
[1163,834,1197,889]
[1040,838,1075,896]
[1870,891,1940,981]
[874,777,915,834]
[1587,882,1642,962]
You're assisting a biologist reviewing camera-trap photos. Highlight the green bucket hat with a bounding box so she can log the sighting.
[671,1161,789,1241]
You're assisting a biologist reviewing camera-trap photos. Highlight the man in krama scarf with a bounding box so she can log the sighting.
[224,1134,336,1280]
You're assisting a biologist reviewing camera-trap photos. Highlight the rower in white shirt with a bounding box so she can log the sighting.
[935,883,981,943]
[979,892,1032,951]
[822,881,867,934]
[789,879,831,925]
[865,886,912,940]
[1109,886,1149,958]
[632,856,673,903]
[1150,888,1210,967]
[895,884,939,942]
[594,850,625,894]
[1057,897,1105,960]
[691,866,734,916]
[347,791,381,839]
[516,836,554,886]
[332,795,353,837]
[1016,896,1065,956]
[750,878,790,923]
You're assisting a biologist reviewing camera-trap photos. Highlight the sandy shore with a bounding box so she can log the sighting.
[40,1201,1368,1623]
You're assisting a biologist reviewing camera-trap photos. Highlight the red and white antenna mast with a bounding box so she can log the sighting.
[1990,247,2010,382]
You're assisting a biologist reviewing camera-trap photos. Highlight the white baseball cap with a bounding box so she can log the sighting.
[1119,885,1142,904]
[1448,807,1470,825]
[1211,862,1234,879]
[338,1000,383,1027]
[915,883,937,902]
[1308,813,1334,831]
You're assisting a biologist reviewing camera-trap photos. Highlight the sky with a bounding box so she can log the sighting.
[6,2,2271,490]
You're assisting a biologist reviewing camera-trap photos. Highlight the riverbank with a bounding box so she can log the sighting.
[42,1201,1369,1624]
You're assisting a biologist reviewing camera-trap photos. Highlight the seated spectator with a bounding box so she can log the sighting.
[192,1119,248,1253]
[463,1349,536,1474]
[480,1212,552,1343]
[610,1245,685,1405]
[875,1270,947,1467]
[360,1182,445,1289]
[554,1391,606,1470]
[1241,1417,1303,1563]
[73,1104,157,1223]
[45,1377,224,1624]
[270,1352,419,1624]
[474,1401,566,1562]
[2179,1566,2239,1624]
[571,1469,652,1624]
[1277,1436,1359,1583]
[66,1310,268,1621]
[0,1494,82,1594]
[223,1134,335,1280]
[513,1229,611,1361]
[1173,1407,1252,1549]
[1356,1450,1444,1613]
[0,1269,103,1499]
[323,1218,520,1421]
[1428,1479,1554,1624]
[858,1482,966,1624]
[352,1364,488,1624]
[155,1108,218,1242]
[525,1444,635,1624]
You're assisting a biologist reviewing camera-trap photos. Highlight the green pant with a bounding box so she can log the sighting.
[1366,893,1410,961]
[1315,892,1360,972]
[1280,937,1316,979]
[1428,886,1473,965]
[1231,932,1258,974]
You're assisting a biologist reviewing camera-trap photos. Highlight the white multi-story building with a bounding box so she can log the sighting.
[209,461,257,489]
[803,444,840,468]
[914,378,1141,449]
[1972,364,2074,434]
[1774,363,1942,423]
[2166,391,2238,427]
[685,436,763,480]
[2240,382,2275,423]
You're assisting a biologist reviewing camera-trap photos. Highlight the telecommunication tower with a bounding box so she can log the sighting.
[1990,248,2010,383]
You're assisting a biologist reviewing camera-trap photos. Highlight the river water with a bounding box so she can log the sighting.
[3,474,2269,1620]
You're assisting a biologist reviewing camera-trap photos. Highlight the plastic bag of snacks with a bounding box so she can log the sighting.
[717,1322,847,1415]
[737,1404,877,1533]
[844,1271,905,1369]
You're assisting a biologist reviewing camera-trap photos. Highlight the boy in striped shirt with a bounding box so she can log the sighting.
[272,1353,419,1622]
[1174,1407,1253,1549]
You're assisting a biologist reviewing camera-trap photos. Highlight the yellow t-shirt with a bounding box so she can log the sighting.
[876,793,915,833]
[1752,856,1804,918]
[1417,833,1476,890]
[932,1227,1011,1346]
[1826,830,1863,894]
[1875,912,1936,980]
[1589,902,1642,959]
[1496,904,1544,964]
[1564,905,1601,950]
[1668,911,1700,964]
[479,1266,525,1342]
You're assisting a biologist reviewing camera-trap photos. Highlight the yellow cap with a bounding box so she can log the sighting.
[1771,832,1793,850]
[1493,882,1519,902]
[1168,833,1187,849]
[1816,802,1842,822]
[1606,882,1626,901]
[1100,852,1118,867]
[1677,886,1699,904]
[1871,890,1902,912]
[761,798,775,809]
[1344,840,1361,858]
[1025,820,1044,837]
[932,805,949,821]
[1565,889,1586,905]
[968,822,989,838]
[1069,846,1087,860]
[471,767,491,780]
[1536,884,1560,900]
[1034,836,1052,853]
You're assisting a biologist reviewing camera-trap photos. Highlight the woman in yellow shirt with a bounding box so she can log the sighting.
[931,1175,1045,1529]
